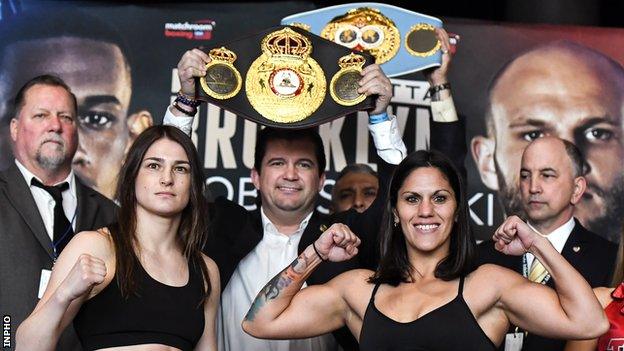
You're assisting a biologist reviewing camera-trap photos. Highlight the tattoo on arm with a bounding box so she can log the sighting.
[245,252,311,321]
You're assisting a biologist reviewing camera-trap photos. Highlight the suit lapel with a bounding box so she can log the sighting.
[298,211,324,253]
[543,221,586,288]
[514,255,524,274]
[74,179,100,233]
[244,209,264,253]
[560,221,587,269]
[1,164,53,259]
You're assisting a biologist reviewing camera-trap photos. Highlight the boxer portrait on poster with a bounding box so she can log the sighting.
[471,40,624,242]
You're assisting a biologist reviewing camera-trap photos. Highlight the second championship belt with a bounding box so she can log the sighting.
[282,3,445,78]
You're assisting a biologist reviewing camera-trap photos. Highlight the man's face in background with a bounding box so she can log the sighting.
[0,36,152,199]
[331,171,378,213]
[471,42,624,241]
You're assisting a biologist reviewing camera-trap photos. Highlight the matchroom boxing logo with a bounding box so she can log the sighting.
[164,20,216,40]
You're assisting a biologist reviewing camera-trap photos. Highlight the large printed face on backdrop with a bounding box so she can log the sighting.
[0,36,152,199]
[471,42,624,241]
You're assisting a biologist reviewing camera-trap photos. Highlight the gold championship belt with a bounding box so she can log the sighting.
[321,7,400,65]
[246,27,326,123]
[194,25,375,129]
[330,53,366,106]
[200,47,242,100]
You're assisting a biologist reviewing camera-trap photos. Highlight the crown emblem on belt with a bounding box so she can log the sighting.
[262,27,312,57]
[209,47,237,62]
[338,52,366,68]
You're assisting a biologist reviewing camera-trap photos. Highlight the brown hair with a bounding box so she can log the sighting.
[113,125,211,300]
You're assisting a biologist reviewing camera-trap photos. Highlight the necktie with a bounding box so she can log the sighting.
[31,178,74,255]
[528,258,549,283]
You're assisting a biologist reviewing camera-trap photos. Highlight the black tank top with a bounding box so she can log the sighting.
[74,256,205,350]
[359,276,497,351]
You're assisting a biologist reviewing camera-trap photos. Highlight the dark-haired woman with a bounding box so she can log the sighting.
[241,150,607,350]
[16,125,220,351]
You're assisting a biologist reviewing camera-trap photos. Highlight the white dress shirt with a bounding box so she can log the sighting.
[217,209,338,351]
[525,217,576,269]
[15,159,78,241]
[430,96,459,123]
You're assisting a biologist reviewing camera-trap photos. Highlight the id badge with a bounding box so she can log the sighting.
[504,332,523,351]
[38,269,52,299]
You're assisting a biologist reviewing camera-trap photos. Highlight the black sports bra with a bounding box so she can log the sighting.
[359,276,497,351]
[74,256,205,350]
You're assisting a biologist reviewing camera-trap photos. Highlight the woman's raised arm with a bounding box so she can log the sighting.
[242,223,360,339]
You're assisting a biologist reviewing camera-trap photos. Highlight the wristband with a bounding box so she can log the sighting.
[428,82,451,94]
[172,101,197,117]
[176,91,202,108]
[312,242,328,262]
[428,82,451,102]
[368,112,389,125]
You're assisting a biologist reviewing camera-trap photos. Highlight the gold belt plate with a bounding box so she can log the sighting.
[330,53,366,106]
[405,23,441,57]
[246,27,326,123]
[200,47,242,100]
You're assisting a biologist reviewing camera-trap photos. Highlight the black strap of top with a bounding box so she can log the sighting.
[370,283,381,302]
[370,277,465,304]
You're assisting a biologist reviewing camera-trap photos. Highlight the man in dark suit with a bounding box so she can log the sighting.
[0,75,117,351]
[479,136,617,351]
[165,40,464,350]
[0,9,154,199]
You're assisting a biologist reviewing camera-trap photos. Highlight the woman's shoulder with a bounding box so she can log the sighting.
[337,268,375,281]
[328,269,376,290]
[471,263,521,279]
[329,269,377,311]
[467,263,526,291]
[69,228,114,257]
[199,253,218,270]
[594,286,616,308]
[199,253,221,288]
[74,227,111,239]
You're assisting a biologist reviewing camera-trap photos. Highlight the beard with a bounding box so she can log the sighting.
[583,175,624,242]
[494,157,526,220]
[36,135,67,170]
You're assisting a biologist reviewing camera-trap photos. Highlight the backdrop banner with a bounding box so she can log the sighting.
[2,1,623,242]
